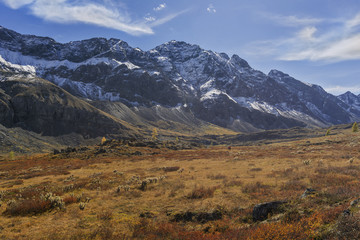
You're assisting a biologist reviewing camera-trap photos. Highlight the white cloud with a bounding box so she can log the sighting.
[153,3,166,11]
[346,13,360,29]
[281,33,360,62]
[0,0,186,36]
[1,0,34,9]
[324,85,360,95]
[27,0,152,36]
[297,26,317,42]
[248,12,360,63]
[149,9,190,27]
[207,4,216,13]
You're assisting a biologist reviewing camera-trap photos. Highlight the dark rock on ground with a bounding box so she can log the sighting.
[195,210,223,223]
[342,209,351,216]
[173,210,223,223]
[252,201,287,221]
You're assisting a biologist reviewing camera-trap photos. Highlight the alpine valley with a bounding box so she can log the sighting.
[0,26,359,152]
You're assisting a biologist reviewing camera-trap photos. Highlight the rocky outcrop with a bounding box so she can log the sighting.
[0,90,13,126]
[252,201,287,221]
[172,209,223,223]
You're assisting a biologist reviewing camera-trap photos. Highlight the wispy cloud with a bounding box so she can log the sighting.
[281,33,360,62]
[247,12,360,63]
[324,85,360,95]
[149,9,190,27]
[0,0,184,36]
[296,26,317,42]
[153,3,166,12]
[144,13,156,23]
[346,12,360,29]
[1,0,34,9]
[265,14,324,27]
[207,3,216,13]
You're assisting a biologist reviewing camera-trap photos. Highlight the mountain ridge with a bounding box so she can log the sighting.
[0,25,359,135]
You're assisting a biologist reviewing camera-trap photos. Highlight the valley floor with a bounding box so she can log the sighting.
[0,128,360,239]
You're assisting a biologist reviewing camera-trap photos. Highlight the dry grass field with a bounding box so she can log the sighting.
[0,127,360,239]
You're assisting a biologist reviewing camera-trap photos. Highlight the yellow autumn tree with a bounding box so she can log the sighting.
[152,128,158,141]
[101,136,107,145]
[9,151,14,160]
[352,122,359,132]
[325,129,330,136]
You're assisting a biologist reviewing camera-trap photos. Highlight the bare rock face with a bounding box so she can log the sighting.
[338,91,360,116]
[252,201,287,222]
[0,90,13,126]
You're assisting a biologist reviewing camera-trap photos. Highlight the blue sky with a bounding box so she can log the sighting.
[1,0,360,95]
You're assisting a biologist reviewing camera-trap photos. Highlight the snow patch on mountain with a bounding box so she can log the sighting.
[51,76,121,101]
[233,96,327,126]
[201,89,237,104]
[112,59,139,70]
[200,79,215,92]
[0,55,36,74]
[0,48,140,73]
[233,97,280,115]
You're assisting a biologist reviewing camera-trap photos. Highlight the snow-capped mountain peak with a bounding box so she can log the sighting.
[230,54,250,69]
[0,26,359,132]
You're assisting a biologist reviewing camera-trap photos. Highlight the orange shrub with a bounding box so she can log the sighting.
[63,195,78,205]
[4,199,52,216]
[248,211,324,239]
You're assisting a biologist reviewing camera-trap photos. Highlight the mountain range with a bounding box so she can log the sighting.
[0,25,359,151]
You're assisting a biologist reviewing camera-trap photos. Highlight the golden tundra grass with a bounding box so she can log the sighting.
[0,129,359,239]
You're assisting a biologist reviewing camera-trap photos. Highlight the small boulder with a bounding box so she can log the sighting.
[342,209,351,216]
[252,201,287,222]
[350,198,360,207]
[300,188,316,199]
[196,209,223,223]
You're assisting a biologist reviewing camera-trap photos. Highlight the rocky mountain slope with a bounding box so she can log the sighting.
[0,69,230,152]
[0,26,359,134]
[338,91,360,116]
[0,69,137,138]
